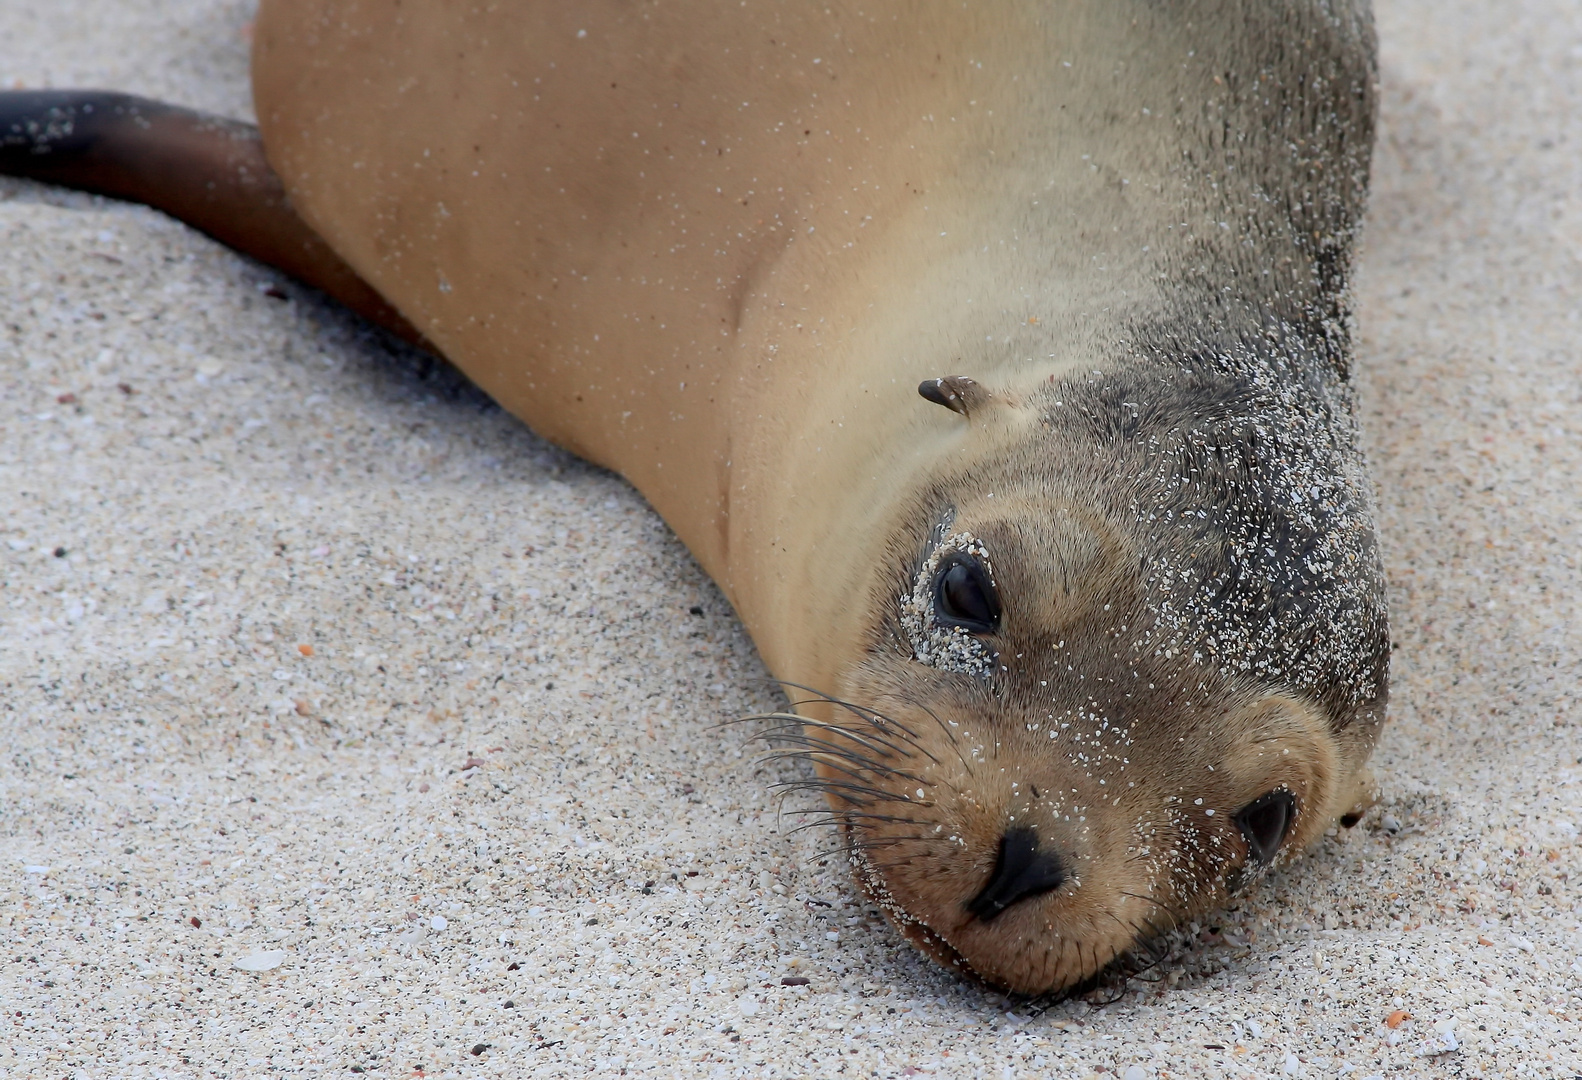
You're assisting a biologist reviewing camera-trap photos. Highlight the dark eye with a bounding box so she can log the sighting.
[1234,789,1296,865]
[933,555,1000,633]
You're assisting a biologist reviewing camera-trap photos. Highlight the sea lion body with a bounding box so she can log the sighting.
[252,2,1053,686]
[1,1,1388,995]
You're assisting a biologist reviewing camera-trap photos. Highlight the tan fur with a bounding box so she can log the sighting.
[251,0,1387,995]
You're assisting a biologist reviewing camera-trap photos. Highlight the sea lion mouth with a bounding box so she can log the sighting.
[844,840,981,982]
[844,828,1141,999]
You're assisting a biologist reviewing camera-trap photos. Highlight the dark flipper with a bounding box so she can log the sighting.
[0,90,426,348]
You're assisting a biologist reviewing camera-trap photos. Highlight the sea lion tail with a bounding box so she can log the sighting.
[0,90,424,347]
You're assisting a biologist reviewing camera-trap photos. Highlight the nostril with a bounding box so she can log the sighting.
[966,826,1066,922]
[1234,789,1297,865]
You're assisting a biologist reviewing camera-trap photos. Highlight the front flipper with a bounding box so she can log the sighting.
[0,90,426,348]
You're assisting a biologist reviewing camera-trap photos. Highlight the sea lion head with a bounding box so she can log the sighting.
[793,338,1389,997]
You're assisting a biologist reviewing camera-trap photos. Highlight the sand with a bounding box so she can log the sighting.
[2,1,1580,1077]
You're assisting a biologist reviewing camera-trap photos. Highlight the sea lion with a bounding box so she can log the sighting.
[0,0,1388,996]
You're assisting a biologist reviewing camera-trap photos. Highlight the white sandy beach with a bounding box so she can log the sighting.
[1,1,1580,1076]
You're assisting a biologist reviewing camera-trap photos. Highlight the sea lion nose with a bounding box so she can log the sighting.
[966,826,1067,922]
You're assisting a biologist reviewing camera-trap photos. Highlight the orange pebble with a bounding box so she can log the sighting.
[1478,936,1494,946]
[297,643,314,657]
[1385,1009,1411,1029]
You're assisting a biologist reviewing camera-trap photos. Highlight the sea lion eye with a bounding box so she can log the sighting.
[1234,789,1296,865]
[933,555,1000,633]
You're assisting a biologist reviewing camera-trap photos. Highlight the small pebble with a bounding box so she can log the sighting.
[233,951,286,972]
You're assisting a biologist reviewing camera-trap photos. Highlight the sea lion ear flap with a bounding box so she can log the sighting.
[918,376,993,417]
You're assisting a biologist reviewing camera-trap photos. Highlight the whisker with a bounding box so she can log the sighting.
[803,851,849,867]
[839,812,938,827]
[1116,893,1186,946]
[752,734,927,781]
[771,779,923,806]
[908,697,972,771]
[743,711,918,762]
[751,727,896,756]
[784,707,931,762]
[856,845,960,876]
[759,749,910,787]
[775,681,932,749]
[784,810,938,831]
[780,814,937,838]
[849,832,941,847]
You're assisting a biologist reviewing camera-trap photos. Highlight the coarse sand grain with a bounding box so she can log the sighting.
[2,2,1581,1077]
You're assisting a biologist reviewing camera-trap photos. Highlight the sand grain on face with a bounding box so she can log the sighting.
[2,0,1582,1076]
